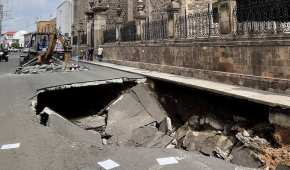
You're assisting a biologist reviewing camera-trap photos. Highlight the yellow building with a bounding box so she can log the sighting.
[36,18,56,33]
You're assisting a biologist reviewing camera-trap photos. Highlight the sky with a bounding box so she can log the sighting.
[2,0,63,32]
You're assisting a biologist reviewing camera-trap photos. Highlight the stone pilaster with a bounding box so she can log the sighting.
[218,0,236,34]
[167,0,181,39]
[135,0,146,40]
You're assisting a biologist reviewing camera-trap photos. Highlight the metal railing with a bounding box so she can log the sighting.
[104,25,117,43]
[120,21,139,42]
[143,18,168,40]
[233,3,290,35]
[103,4,290,43]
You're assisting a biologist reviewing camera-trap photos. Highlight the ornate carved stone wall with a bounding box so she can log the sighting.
[73,0,89,30]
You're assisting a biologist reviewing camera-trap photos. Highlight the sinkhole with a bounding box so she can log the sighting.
[35,80,138,119]
[33,78,288,169]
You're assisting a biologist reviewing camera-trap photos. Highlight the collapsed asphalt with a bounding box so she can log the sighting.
[0,53,242,170]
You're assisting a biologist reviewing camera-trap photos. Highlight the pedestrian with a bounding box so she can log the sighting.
[97,46,104,61]
[89,47,94,61]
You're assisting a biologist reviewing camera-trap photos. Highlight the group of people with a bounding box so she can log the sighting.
[80,46,104,62]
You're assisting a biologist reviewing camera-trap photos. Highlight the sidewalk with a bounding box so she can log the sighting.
[79,60,290,109]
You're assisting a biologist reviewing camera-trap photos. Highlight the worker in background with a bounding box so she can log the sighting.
[89,47,94,61]
[97,46,104,61]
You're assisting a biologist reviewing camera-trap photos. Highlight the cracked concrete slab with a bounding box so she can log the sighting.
[0,57,243,170]
[105,83,168,145]
[41,107,103,149]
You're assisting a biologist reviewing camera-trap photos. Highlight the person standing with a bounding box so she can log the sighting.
[97,46,104,61]
[89,47,94,61]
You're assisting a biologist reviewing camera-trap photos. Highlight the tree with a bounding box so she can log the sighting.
[11,42,20,49]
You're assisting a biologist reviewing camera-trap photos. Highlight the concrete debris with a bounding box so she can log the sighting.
[234,130,290,169]
[231,146,263,168]
[130,83,167,123]
[128,126,174,148]
[187,114,225,131]
[73,115,106,130]
[16,63,88,74]
[105,93,156,145]
[182,130,234,158]
[236,130,270,149]
[159,117,173,135]
[104,83,167,146]
[41,82,290,170]
[174,111,290,169]
[269,110,290,128]
[129,126,158,147]
[145,132,174,148]
[40,107,102,149]
[269,109,290,145]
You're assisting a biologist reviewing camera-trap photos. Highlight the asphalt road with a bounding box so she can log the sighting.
[0,54,240,170]
[0,52,19,74]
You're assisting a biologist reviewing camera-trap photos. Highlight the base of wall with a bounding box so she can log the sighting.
[106,59,290,94]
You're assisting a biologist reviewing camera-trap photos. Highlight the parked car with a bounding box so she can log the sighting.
[0,49,9,62]
[8,47,20,52]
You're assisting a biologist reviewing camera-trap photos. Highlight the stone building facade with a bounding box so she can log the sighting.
[56,0,73,37]
[36,19,56,33]
[72,0,226,47]
[72,0,89,45]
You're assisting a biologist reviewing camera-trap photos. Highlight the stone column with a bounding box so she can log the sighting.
[94,14,107,45]
[86,20,92,46]
[208,0,214,36]
[136,19,146,40]
[218,0,236,34]
[88,0,109,46]
[135,0,146,40]
[115,18,123,42]
[167,0,181,39]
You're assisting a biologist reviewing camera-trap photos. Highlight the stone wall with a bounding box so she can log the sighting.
[72,0,89,29]
[102,37,290,94]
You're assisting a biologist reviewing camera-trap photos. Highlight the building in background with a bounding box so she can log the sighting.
[56,0,73,37]
[1,31,16,48]
[0,30,27,48]
[36,18,56,33]
[13,30,27,48]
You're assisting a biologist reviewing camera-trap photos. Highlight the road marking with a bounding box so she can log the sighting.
[98,159,120,170]
[1,143,21,150]
[156,157,179,166]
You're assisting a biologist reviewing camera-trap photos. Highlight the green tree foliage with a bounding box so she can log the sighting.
[11,42,20,49]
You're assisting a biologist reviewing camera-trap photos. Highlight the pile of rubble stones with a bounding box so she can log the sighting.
[71,83,290,170]
[16,63,88,74]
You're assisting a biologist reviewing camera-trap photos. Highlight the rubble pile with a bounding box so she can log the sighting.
[16,63,88,74]
[172,114,290,169]
[72,83,175,147]
[53,82,290,169]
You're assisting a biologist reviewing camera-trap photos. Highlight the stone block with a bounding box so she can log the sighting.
[40,107,102,149]
[182,130,234,156]
[269,111,290,128]
[231,146,263,169]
